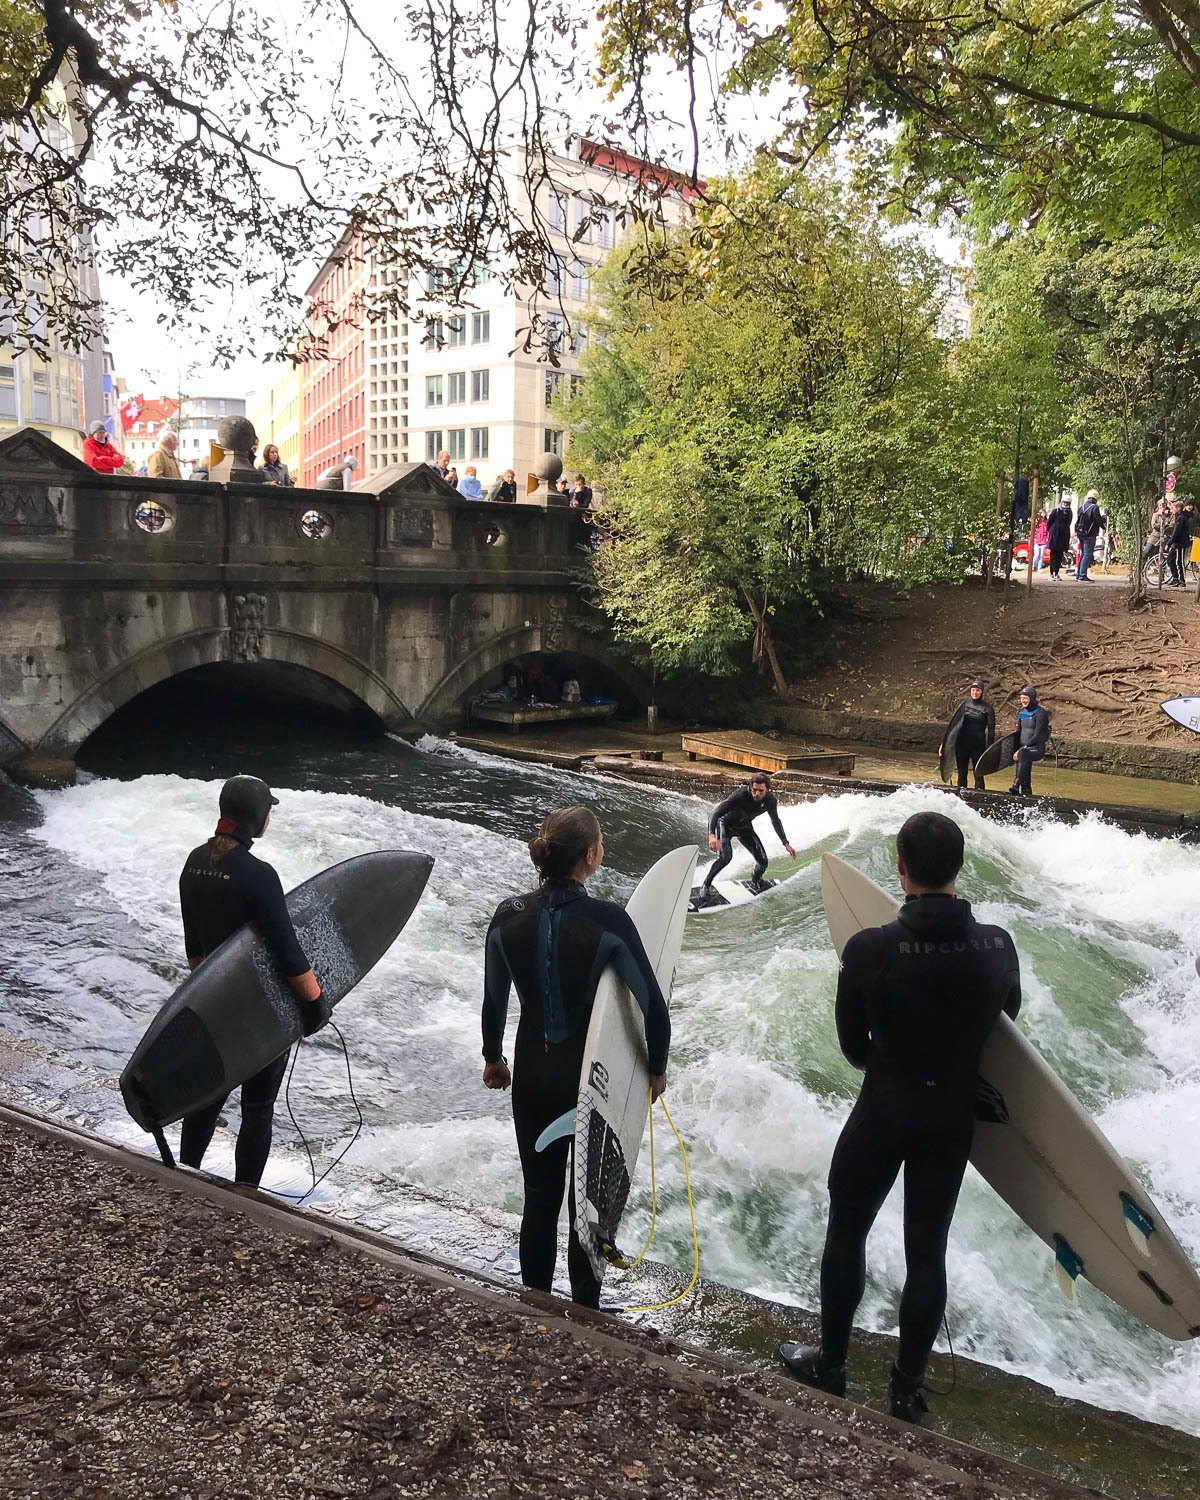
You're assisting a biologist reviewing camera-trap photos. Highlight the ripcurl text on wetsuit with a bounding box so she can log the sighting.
[824,894,1021,1382]
[703,785,788,888]
[482,880,670,1306]
[177,839,311,1185]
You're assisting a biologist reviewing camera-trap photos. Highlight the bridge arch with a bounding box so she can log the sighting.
[417,622,650,725]
[37,628,415,756]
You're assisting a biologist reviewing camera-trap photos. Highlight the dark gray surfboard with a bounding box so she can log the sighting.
[121,849,433,1131]
[973,731,1018,781]
[938,713,961,783]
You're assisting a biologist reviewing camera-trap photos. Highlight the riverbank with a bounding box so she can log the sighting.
[2,1104,1093,1500]
[5,1031,1200,1500]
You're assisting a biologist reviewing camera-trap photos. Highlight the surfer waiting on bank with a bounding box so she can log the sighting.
[176,776,326,1188]
[694,772,797,907]
[1007,686,1052,798]
[480,806,671,1309]
[939,679,995,791]
[779,811,1021,1424]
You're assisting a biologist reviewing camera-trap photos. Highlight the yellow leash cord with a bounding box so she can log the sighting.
[619,1092,701,1315]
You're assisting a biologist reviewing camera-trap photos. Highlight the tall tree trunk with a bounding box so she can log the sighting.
[740,584,788,695]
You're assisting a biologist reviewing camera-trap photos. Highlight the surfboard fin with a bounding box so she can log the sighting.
[534,1109,576,1153]
[1120,1192,1155,1259]
[1054,1236,1084,1306]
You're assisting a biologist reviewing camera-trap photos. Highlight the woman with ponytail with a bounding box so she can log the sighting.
[481,805,671,1308]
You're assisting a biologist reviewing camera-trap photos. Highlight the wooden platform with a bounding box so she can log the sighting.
[470,702,615,733]
[681,729,855,776]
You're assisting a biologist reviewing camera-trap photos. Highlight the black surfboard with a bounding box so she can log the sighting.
[121,849,433,1132]
[973,731,1018,781]
[938,713,961,784]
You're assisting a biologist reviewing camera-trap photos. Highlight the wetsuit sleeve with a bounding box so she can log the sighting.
[180,877,201,964]
[1032,711,1051,753]
[481,915,513,1063]
[709,791,739,834]
[834,930,878,1071]
[599,908,671,1074]
[249,863,310,977]
[763,793,787,844]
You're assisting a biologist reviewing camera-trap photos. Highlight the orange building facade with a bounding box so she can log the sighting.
[301,228,368,488]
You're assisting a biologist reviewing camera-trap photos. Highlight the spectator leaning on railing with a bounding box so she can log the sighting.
[83,420,124,474]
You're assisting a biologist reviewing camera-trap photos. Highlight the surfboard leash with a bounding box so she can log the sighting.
[619,1092,701,1316]
[279,1019,364,1205]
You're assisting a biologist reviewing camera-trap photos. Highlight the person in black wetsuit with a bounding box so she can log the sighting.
[939,679,995,790]
[698,772,797,902]
[779,811,1021,1423]
[1007,685,1052,797]
[481,805,670,1308]
[177,776,326,1187]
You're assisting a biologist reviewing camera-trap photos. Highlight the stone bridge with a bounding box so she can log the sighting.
[0,429,641,775]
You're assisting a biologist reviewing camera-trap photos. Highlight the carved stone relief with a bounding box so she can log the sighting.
[541,594,568,652]
[0,487,63,532]
[230,592,267,661]
[390,505,434,549]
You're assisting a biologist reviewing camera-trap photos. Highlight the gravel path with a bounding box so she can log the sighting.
[1,1116,1086,1499]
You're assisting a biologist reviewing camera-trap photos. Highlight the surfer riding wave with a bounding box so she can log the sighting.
[480,805,670,1308]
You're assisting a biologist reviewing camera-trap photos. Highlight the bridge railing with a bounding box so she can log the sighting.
[0,463,592,579]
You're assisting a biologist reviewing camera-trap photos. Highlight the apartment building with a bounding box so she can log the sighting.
[299,138,695,493]
[249,362,303,477]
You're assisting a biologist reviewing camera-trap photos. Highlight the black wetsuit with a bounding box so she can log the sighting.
[945,698,995,790]
[703,785,787,887]
[177,840,311,1186]
[1012,704,1051,794]
[482,881,670,1307]
[1045,503,1072,577]
[824,895,1020,1381]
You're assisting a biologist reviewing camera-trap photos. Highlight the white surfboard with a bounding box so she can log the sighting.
[572,846,696,1281]
[1160,696,1200,734]
[821,853,1200,1340]
[688,870,779,914]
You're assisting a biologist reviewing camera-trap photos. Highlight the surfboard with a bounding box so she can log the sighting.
[121,850,434,1134]
[572,845,696,1281]
[1160,696,1200,735]
[938,713,961,784]
[821,853,1200,1339]
[972,731,1018,781]
[688,874,777,913]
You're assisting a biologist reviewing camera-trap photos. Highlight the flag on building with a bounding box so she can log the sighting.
[120,393,145,431]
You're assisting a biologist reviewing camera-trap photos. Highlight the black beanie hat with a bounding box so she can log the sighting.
[217,775,279,844]
[1020,685,1038,705]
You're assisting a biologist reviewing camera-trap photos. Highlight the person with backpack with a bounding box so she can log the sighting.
[1044,496,1073,579]
[1074,489,1103,581]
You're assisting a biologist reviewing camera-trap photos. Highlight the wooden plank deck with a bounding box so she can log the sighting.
[470,703,615,733]
[681,729,855,776]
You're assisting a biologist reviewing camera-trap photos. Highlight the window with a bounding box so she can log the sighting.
[546,253,564,297]
[571,260,588,300]
[471,312,490,343]
[470,427,489,460]
[570,374,584,398]
[544,428,563,455]
[448,429,466,460]
[471,369,490,402]
[545,313,565,352]
[598,211,614,249]
[549,191,567,232]
[424,318,445,347]
[447,315,466,347]
[473,260,491,286]
[425,431,443,460]
[448,372,466,404]
[570,322,590,354]
[573,197,593,243]
[545,370,563,408]
[426,266,453,295]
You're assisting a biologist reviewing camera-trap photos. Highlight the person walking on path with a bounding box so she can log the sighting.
[83,420,124,474]
[177,776,325,1187]
[1008,687,1052,797]
[1165,498,1194,588]
[480,806,671,1309]
[1045,496,1072,579]
[1031,513,1049,572]
[939,679,995,791]
[147,431,181,480]
[1074,490,1103,581]
[779,811,1021,1424]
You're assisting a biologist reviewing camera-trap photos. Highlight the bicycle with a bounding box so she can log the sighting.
[1140,543,1199,591]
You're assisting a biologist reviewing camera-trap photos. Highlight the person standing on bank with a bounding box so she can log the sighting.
[1008,686,1052,797]
[779,811,1021,1423]
[83,420,124,474]
[177,776,325,1187]
[481,806,670,1309]
[1074,489,1103,581]
[1045,494,1073,579]
[698,771,797,902]
[939,679,995,791]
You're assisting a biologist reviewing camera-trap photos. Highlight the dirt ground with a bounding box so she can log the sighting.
[789,573,1200,742]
